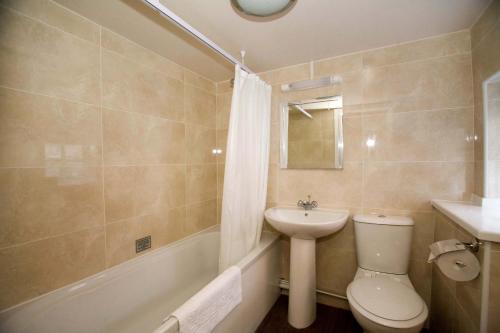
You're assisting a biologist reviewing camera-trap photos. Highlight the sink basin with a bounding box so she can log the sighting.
[264,206,349,239]
[264,206,350,329]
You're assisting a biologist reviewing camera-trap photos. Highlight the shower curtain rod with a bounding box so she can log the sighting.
[143,0,254,74]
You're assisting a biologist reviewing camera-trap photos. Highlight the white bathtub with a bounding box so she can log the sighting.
[0,227,281,333]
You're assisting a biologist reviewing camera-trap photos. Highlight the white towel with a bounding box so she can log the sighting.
[169,266,242,333]
[427,239,466,263]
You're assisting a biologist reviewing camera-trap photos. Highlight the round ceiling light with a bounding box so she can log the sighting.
[231,0,296,17]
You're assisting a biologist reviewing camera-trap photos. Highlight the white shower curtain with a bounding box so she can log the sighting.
[219,65,272,272]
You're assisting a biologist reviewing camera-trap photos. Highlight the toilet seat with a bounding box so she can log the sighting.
[347,276,428,329]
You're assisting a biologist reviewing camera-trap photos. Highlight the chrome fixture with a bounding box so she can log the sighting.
[281,75,343,92]
[297,195,318,211]
[462,238,482,253]
[143,0,253,73]
[289,103,313,119]
[231,0,296,17]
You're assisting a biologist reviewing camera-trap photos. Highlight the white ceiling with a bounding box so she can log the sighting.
[56,0,491,82]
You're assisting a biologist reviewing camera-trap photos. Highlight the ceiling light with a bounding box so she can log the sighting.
[231,0,296,17]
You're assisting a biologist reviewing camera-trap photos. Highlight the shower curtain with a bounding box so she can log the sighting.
[219,65,272,272]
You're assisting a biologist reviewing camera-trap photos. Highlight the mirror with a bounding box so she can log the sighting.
[484,71,500,198]
[280,95,343,169]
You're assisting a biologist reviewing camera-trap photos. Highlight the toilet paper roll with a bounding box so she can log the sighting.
[436,250,480,282]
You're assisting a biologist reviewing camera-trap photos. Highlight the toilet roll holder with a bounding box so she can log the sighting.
[461,238,482,253]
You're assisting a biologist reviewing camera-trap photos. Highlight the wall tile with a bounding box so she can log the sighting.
[216,129,228,164]
[105,207,185,267]
[216,80,232,94]
[102,50,184,121]
[0,0,100,44]
[0,87,101,168]
[363,107,474,162]
[185,199,217,235]
[0,226,105,310]
[263,63,310,86]
[104,165,186,223]
[362,54,473,113]
[185,85,216,128]
[216,92,232,130]
[278,163,363,208]
[489,249,500,332]
[101,28,183,81]
[363,162,473,211]
[362,30,470,68]
[0,167,104,248]
[186,164,217,204]
[186,124,216,164]
[430,267,456,333]
[316,247,357,296]
[102,108,186,165]
[471,0,500,49]
[314,53,363,76]
[0,7,100,104]
[408,259,432,306]
[184,69,216,94]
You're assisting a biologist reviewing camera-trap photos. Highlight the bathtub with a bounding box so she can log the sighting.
[0,227,281,333]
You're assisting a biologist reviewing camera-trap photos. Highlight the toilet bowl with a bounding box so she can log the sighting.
[347,268,427,333]
[347,215,428,333]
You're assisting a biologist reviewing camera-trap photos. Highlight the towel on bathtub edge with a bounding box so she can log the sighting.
[168,265,242,333]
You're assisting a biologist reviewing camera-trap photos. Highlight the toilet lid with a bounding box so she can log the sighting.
[349,277,424,321]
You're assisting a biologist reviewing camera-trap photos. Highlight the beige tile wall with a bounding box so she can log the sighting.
[0,0,217,310]
[216,29,474,309]
[471,0,500,197]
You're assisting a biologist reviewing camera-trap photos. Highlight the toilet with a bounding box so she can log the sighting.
[347,215,428,333]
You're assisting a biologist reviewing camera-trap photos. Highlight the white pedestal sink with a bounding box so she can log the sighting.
[264,206,349,329]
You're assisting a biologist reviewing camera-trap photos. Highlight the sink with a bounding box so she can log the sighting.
[264,206,349,239]
[264,206,349,329]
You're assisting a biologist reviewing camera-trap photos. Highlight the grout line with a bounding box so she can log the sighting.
[2,1,218,91]
[99,26,108,267]
[0,162,218,170]
[0,85,100,108]
[0,224,105,251]
[470,10,500,50]
[100,27,218,88]
[0,3,99,46]
[80,198,218,231]
[102,105,216,129]
[262,51,472,87]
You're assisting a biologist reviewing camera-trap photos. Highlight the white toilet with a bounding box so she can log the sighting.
[347,215,428,333]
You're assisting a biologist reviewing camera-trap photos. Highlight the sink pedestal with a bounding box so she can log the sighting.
[288,237,316,328]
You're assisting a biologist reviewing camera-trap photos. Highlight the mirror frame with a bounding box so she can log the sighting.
[482,70,500,198]
[279,95,344,170]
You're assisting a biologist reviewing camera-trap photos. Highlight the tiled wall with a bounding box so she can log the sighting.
[471,0,500,197]
[217,30,474,308]
[0,0,217,310]
[430,211,483,333]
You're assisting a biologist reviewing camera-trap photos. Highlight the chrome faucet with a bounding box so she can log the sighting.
[297,195,318,211]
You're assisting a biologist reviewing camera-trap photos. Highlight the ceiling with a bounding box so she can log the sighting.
[56,0,491,82]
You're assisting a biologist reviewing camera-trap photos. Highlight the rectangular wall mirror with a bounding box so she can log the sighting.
[280,95,343,169]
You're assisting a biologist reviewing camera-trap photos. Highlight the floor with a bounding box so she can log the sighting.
[256,295,363,333]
